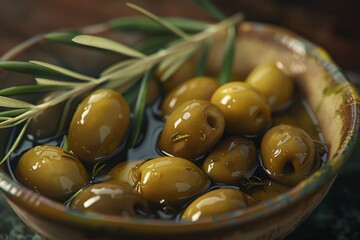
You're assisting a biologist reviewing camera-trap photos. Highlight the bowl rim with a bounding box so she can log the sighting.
[0,20,359,234]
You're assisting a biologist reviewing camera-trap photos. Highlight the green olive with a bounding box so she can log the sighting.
[211,82,271,136]
[158,100,225,160]
[181,188,254,221]
[157,60,196,94]
[245,62,294,111]
[68,89,130,163]
[202,136,258,185]
[161,76,220,118]
[146,78,161,104]
[15,145,89,201]
[132,156,209,207]
[260,124,316,185]
[70,182,150,217]
[249,180,290,202]
[106,160,144,187]
[27,91,66,139]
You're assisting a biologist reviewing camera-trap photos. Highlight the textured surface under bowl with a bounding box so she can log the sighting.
[0,21,359,240]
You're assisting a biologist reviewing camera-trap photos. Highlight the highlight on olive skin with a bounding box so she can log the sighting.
[161,76,220,118]
[260,124,316,186]
[15,145,89,201]
[202,136,258,185]
[132,156,210,208]
[106,160,145,187]
[68,89,130,164]
[158,100,225,160]
[245,62,294,111]
[181,188,254,222]
[70,182,151,217]
[211,82,271,136]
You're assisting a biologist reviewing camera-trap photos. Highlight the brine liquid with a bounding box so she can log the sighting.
[7,92,328,220]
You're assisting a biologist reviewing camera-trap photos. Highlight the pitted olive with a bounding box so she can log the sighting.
[27,91,66,139]
[260,124,316,185]
[70,182,150,217]
[132,156,209,207]
[245,62,294,110]
[161,76,220,118]
[211,82,271,136]
[15,145,89,201]
[68,89,130,163]
[181,188,254,222]
[202,136,258,185]
[106,160,144,187]
[158,100,225,160]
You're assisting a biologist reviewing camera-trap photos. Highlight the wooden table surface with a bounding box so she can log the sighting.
[0,1,359,239]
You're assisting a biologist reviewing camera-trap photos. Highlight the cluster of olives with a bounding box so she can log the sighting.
[15,61,321,221]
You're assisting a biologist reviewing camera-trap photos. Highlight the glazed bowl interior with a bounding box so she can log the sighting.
[0,20,359,240]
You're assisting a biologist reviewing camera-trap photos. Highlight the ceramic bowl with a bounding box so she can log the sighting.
[0,20,359,240]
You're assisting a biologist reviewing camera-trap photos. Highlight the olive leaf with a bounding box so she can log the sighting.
[193,0,226,20]
[195,38,212,76]
[0,119,30,165]
[72,35,146,58]
[108,17,209,33]
[63,187,84,206]
[219,27,236,85]
[0,85,71,96]
[127,69,154,149]
[0,109,27,117]
[0,96,34,109]
[127,3,190,40]
[44,32,80,45]
[30,60,96,82]
[35,78,84,87]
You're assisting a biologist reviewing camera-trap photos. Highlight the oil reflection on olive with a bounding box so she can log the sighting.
[211,82,271,136]
[260,124,316,185]
[161,76,220,118]
[106,160,145,187]
[15,145,89,201]
[70,182,151,217]
[202,136,258,185]
[158,100,225,160]
[132,156,210,208]
[68,89,130,163]
[181,188,254,222]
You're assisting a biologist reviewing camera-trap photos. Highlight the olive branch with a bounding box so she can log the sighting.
[0,1,242,165]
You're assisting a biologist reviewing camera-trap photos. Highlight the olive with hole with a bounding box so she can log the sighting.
[15,145,89,201]
[68,89,130,163]
[202,136,258,185]
[70,182,151,217]
[260,124,316,185]
[132,156,210,208]
[158,100,225,160]
[181,188,254,222]
[211,82,271,136]
[245,62,294,111]
[161,76,220,118]
[106,160,145,187]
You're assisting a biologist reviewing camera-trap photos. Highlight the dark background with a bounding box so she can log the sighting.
[0,0,359,239]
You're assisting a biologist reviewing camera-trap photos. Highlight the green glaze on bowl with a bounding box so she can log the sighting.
[0,21,359,240]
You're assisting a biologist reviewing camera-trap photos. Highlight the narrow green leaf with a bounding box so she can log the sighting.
[30,61,96,82]
[56,98,75,136]
[0,61,69,78]
[61,135,69,151]
[0,109,27,117]
[72,35,146,58]
[127,69,154,148]
[0,96,34,109]
[135,35,178,55]
[0,119,30,165]
[193,0,226,20]
[123,78,142,106]
[219,27,236,85]
[108,17,209,33]
[100,59,136,76]
[35,78,84,87]
[127,3,190,40]
[195,39,212,76]
[44,32,80,45]
[64,188,83,206]
[92,161,106,178]
[0,85,71,96]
